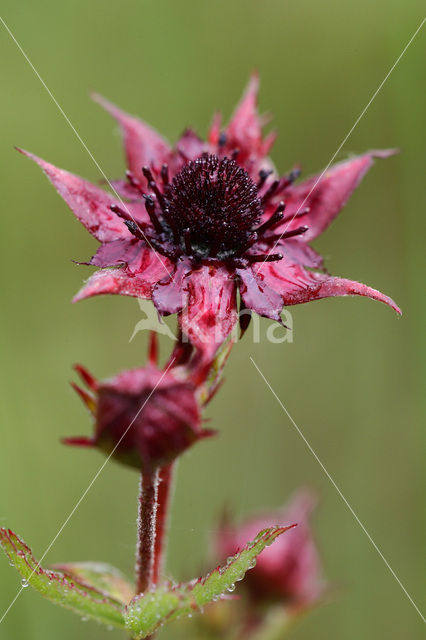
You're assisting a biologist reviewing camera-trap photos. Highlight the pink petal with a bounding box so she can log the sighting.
[90,238,144,270]
[180,266,238,359]
[276,150,398,241]
[73,268,151,301]
[226,72,263,152]
[303,274,402,313]
[237,267,283,321]
[175,129,206,161]
[208,112,222,145]
[74,247,172,302]
[109,179,140,200]
[258,260,401,313]
[152,260,191,315]
[284,240,323,269]
[263,238,323,269]
[92,94,171,179]
[19,149,134,242]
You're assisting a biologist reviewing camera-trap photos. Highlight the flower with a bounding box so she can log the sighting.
[20,74,400,359]
[216,490,326,610]
[64,334,215,472]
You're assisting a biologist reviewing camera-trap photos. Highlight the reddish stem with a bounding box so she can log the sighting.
[136,470,160,594]
[152,463,175,585]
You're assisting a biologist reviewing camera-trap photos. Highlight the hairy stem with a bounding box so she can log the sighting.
[152,462,175,585]
[136,469,160,595]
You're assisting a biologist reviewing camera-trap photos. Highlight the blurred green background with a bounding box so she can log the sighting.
[0,1,424,638]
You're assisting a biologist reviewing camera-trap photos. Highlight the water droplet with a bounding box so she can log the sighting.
[227,583,235,592]
[21,579,29,588]
[248,558,257,569]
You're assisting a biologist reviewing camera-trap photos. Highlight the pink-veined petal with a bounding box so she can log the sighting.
[258,259,401,313]
[19,149,134,242]
[152,260,191,315]
[74,246,172,302]
[74,268,152,302]
[92,93,171,179]
[258,238,323,269]
[227,72,261,150]
[236,267,283,321]
[90,238,144,271]
[109,179,140,200]
[180,266,238,359]
[282,239,324,269]
[274,150,397,241]
[176,129,206,161]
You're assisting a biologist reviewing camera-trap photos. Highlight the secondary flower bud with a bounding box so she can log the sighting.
[216,490,326,610]
[65,341,214,472]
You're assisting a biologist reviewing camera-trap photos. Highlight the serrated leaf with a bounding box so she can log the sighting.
[0,528,125,629]
[125,525,294,639]
[51,561,134,604]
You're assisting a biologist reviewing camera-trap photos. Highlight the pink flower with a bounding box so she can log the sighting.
[64,335,214,472]
[216,490,326,610]
[20,74,400,359]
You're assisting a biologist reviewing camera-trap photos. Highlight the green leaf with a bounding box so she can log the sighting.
[0,528,126,629]
[125,525,294,639]
[51,561,134,604]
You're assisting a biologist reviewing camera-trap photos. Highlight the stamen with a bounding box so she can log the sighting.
[255,202,286,236]
[247,253,283,263]
[124,220,146,241]
[235,232,258,256]
[261,179,280,205]
[288,167,301,182]
[257,169,273,189]
[143,195,163,234]
[270,168,303,195]
[283,167,301,187]
[161,164,169,186]
[280,225,309,240]
[218,132,227,147]
[126,170,144,195]
[110,203,135,223]
[142,166,155,185]
[142,166,167,208]
[161,207,180,243]
[281,207,310,223]
[148,237,179,260]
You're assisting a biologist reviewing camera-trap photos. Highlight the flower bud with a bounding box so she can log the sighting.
[65,345,214,472]
[216,490,326,610]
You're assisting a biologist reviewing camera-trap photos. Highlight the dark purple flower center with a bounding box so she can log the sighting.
[113,153,309,266]
[163,155,262,258]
